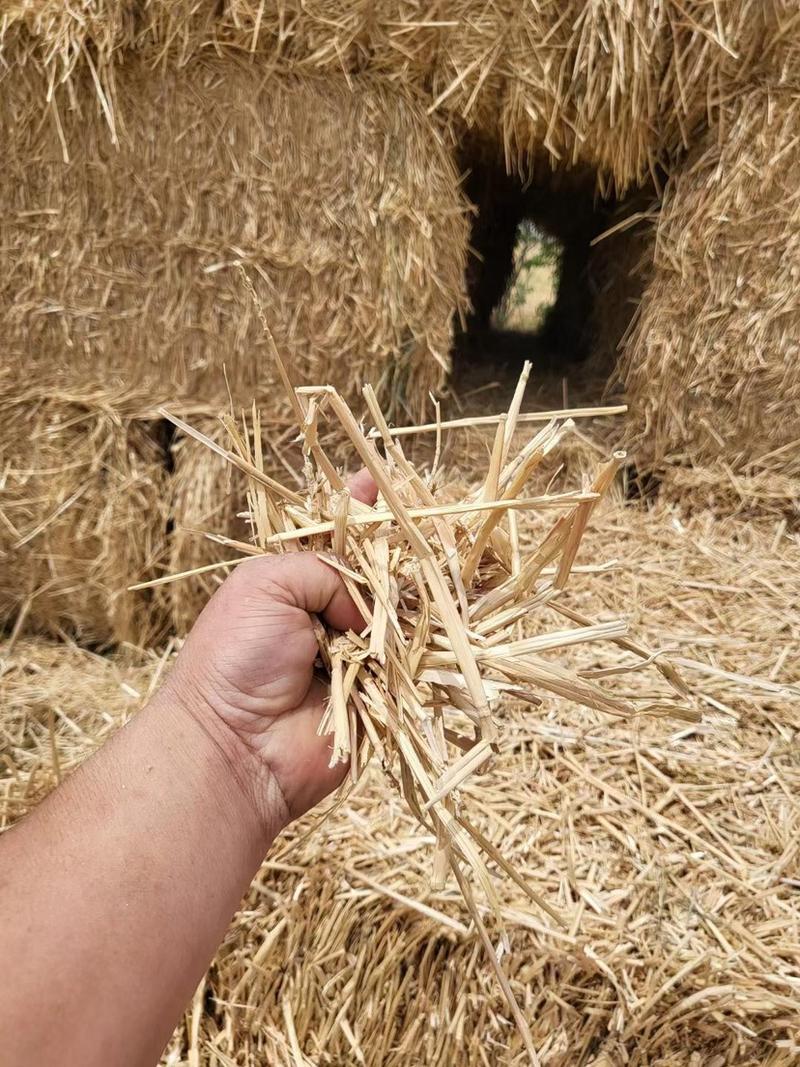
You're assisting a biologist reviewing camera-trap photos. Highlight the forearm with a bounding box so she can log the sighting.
[0,689,285,1067]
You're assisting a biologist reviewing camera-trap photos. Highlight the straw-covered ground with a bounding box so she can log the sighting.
[2,425,798,1065]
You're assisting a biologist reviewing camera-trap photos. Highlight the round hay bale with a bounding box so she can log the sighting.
[1,57,470,423]
[0,388,169,647]
[620,86,800,475]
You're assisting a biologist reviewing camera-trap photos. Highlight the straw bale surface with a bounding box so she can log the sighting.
[658,464,800,523]
[2,484,798,1064]
[619,87,800,479]
[5,2,796,197]
[1,59,469,419]
[161,424,253,636]
[0,385,168,647]
[217,1,799,196]
[585,206,655,378]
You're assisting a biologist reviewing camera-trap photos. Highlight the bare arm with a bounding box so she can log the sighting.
[0,689,275,1066]
[0,468,376,1067]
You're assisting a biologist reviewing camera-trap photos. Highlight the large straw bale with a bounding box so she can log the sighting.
[499,0,799,195]
[1,58,469,420]
[215,2,796,194]
[655,1,791,158]
[3,492,799,1062]
[499,1,666,194]
[6,2,795,201]
[619,87,800,477]
[0,386,168,647]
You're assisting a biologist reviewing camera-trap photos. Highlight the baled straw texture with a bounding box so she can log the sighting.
[657,463,800,523]
[6,1,797,196]
[137,347,702,1061]
[161,424,249,637]
[4,2,796,199]
[161,416,300,636]
[3,496,799,1064]
[1,57,469,419]
[620,87,800,490]
[0,383,168,647]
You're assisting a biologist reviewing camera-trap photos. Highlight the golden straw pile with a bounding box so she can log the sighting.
[135,334,700,1061]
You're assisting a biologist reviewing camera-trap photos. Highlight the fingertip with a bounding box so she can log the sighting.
[347,467,378,506]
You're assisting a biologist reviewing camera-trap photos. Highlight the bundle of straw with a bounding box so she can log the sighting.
[139,323,695,1060]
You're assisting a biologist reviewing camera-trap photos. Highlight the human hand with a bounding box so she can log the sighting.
[163,468,377,837]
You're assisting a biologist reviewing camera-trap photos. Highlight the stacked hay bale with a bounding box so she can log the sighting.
[161,429,242,636]
[620,88,800,500]
[1,57,469,417]
[213,1,790,192]
[4,1,799,499]
[6,2,791,191]
[0,382,168,647]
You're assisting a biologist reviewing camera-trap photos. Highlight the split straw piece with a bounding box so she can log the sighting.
[266,491,597,546]
[422,738,494,811]
[363,383,470,621]
[367,403,628,437]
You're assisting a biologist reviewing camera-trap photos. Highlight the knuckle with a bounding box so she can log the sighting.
[227,554,292,601]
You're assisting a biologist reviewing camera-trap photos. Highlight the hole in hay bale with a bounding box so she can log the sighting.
[453,147,656,395]
[623,463,662,506]
[153,417,179,476]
